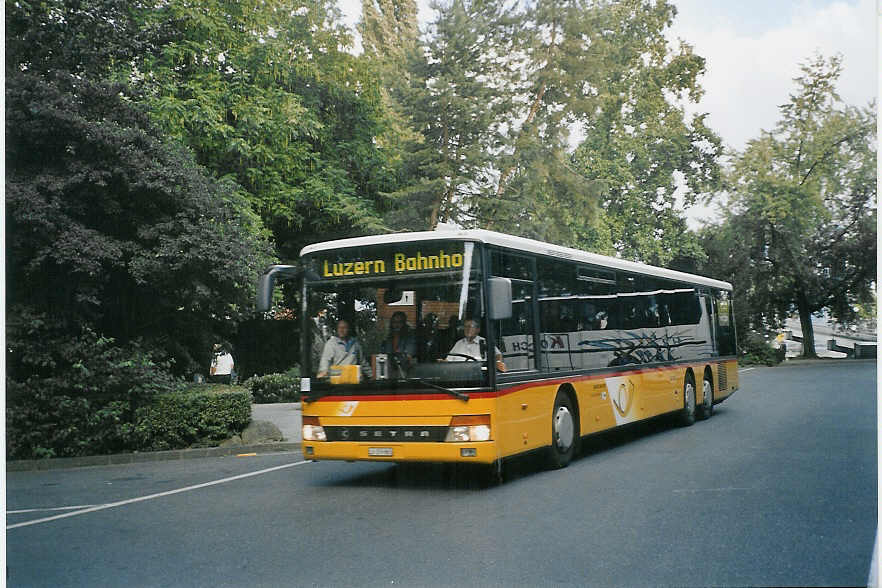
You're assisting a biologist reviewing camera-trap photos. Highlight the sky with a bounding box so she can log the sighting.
[668,0,876,150]
[336,0,877,224]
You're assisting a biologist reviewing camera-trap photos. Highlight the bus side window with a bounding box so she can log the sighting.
[490,248,537,372]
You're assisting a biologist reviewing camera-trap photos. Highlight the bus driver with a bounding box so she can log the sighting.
[445,318,506,372]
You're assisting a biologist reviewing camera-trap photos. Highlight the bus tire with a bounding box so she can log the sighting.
[486,459,504,485]
[697,370,714,420]
[548,390,578,469]
[678,373,696,426]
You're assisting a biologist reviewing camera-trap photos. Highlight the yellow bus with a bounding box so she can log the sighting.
[257,229,738,475]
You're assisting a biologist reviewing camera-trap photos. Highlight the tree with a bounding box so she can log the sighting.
[129,0,399,258]
[6,71,274,375]
[569,0,721,264]
[6,0,151,79]
[385,0,516,230]
[477,0,607,244]
[708,55,876,357]
[391,0,720,259]
[360,0,419,68]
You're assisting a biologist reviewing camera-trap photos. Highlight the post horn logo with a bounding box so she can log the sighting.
[613,380,634,417]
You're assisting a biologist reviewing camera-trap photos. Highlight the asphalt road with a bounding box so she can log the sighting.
[7,361,877,587]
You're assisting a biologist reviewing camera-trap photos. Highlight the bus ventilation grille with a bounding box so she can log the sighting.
[718,366,728,392]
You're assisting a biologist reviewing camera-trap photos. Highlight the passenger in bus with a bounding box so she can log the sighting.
[444,318,506,372]
[317,319,364,378]
[380,311,417,369]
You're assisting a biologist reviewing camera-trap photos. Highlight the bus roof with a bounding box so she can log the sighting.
[300,228,733,291]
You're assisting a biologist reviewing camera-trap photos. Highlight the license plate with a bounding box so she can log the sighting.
[368,447,394,457]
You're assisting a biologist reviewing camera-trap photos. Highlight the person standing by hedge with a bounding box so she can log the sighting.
[210,344,235,384]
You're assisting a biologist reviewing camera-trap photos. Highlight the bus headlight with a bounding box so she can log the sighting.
[302,416,326,442]
[445,415,491,442]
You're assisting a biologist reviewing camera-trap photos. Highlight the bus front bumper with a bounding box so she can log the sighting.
[301,441,498,464]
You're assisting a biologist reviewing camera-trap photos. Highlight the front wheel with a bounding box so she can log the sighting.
[678,374,696,426]
[548,391,578,469]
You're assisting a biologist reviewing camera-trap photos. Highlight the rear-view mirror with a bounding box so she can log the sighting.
[488,277,512,320]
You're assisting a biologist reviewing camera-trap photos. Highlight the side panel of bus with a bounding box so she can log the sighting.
[493,359,737,461]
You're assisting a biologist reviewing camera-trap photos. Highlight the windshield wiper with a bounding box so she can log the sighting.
[303,379,468,402]
[409,378,469,401]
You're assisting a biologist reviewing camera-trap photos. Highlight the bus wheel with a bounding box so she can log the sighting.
[549,391,577,469]
[678,374,696,426]
[485,459,504,486]
[698,372,714,420]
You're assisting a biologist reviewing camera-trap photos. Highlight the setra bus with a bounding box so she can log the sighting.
[257,229,738,474]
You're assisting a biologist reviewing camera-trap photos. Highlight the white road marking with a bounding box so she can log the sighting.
[7,505,105,515]
[739,367,756,373]
[7,460,311,530]
[672,487,753,494]
[869,527,879,587]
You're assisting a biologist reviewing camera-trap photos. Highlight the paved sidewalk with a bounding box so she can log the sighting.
[251,402,302,443]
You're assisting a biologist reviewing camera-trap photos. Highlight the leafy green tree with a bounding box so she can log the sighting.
[569,0,721,264]
[706,55,876,357]
[6,71,274,375]
[394,0,719,260]
[385,0,516,230]
[129,0,398,259]
[360,0,419,68]
[6,0,281,457]
[6,0,150,79]
[477,0,606,243]
[358,0,421,200]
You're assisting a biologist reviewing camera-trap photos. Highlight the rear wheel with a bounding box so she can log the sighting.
[678,374,696,426]
[697,373,714,420]
[548,391,578,469]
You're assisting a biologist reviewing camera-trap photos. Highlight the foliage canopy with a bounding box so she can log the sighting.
[701,55,876,356]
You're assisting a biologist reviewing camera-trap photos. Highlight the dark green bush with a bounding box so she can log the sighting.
[133,385,252,450]
[244,369,300,403]
[5,315,253,459]
[6,321,181,459]
[739,331,783,366]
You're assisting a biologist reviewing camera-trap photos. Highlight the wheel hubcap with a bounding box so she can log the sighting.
[704,379,713,409]
[555,406,574,451]
[685,382,695,413]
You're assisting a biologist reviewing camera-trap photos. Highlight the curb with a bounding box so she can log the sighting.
[778,357,877,366]
[7,442,302,472]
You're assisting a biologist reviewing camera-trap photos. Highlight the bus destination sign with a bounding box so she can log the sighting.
[316,245,468,279]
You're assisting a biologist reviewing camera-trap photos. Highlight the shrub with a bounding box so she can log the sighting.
[6,322,181,460]
[5,314,254,459]
[739,331,783,366]
[133,385,252,450]
[244,370,300,403]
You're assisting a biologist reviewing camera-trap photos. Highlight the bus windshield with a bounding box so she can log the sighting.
[303,241,491,392]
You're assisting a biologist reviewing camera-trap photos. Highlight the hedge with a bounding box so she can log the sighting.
[132,384,252,451]
[243,369,300,403]
[7,383,252,460]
